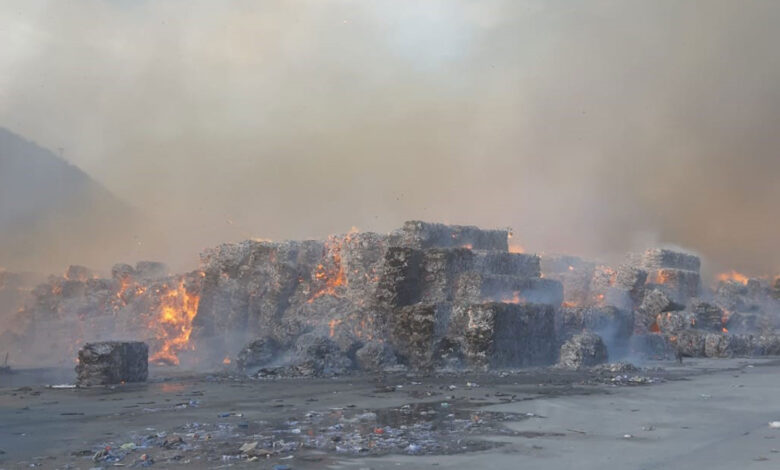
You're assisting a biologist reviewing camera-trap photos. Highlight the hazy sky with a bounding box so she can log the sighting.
[1,0,779,276]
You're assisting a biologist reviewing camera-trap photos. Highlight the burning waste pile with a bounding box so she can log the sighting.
[2,221,780,379]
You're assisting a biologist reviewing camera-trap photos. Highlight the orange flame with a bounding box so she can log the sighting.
[501,291,524,304]
[148,280,200,365]
[308,235,350,303]
[716,270,749,285]
[722,327,729,333]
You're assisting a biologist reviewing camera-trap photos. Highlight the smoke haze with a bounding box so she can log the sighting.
[1,0,779,277]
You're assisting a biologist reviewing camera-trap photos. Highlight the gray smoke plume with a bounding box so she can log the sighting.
[1,0,779,278]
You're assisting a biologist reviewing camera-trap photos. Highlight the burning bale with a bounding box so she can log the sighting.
[630,249,701,304]
[76,341,148,386]
[194,221,562,374]
[11,262,203,367]
[557,332,608,370]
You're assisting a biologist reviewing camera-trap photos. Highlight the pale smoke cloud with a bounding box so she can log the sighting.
[0,0,779,277]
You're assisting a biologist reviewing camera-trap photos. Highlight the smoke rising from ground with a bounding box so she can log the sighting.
[1,0,779,277]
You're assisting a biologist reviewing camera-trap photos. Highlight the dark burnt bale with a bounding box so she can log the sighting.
[772,277,780,300]
[453,273,563,306]
[418,249,477,304]
[689,300,725,331]
[235,337,279,371]
[557,332,608,370]
[388,220,509,251]
[450,302,557,369]
[76,341,148,386]
[388,303,439,369]
[474,251,541,277]
[375,247,425,308]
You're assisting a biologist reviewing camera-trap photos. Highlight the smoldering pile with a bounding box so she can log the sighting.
[2,220,780,377]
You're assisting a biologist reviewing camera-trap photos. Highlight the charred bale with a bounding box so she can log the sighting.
[76,341,148,386]
[451,302,557,369]
[388,303,438,369]
[388,220,509,251]
[454,273,563,306]
[557,332,608,370]
[689,300,725,331]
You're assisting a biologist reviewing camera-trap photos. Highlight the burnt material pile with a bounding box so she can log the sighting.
[194,221,562,373]
[5,221,780,374]
[4,263,202,367]
[76,341,148,386]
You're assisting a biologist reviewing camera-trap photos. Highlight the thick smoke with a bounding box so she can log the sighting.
[0,0,779,277]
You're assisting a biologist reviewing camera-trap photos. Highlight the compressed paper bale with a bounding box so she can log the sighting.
[451,302,557,369]
[636,288,684,329]
[559,306,634,353]
[388,220,509,251]
[635,249,701,272]
[374,247,425,308]
[474,252,541,277]
[453,273,563,306]
[689,300,725,331]
[386,303,440,369]
[540,255,596,306]
[76,341,148,386]
[656,311,695,334]
[648,268,700,303]
[703,333,754,358]
[557,332,608,370]
[673,330,707,357]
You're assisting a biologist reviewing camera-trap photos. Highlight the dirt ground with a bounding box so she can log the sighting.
[2,358,780,469]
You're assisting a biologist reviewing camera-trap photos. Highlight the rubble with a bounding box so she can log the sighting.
[557,332,608,370]
[75,341,148,386]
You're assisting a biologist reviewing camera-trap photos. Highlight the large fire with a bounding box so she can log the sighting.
[148,280,200,365]
[716,270,749,285]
